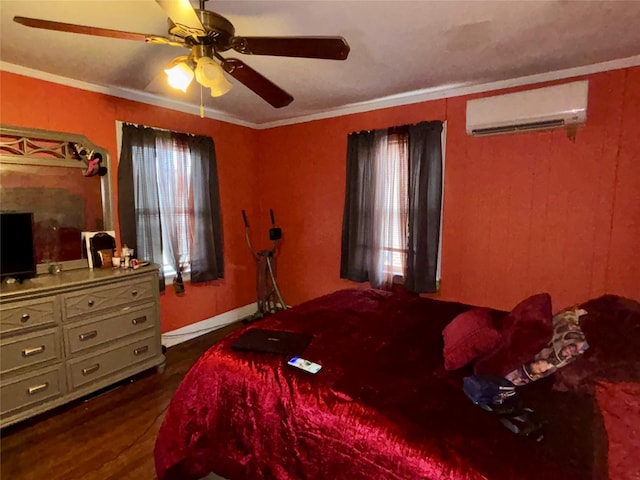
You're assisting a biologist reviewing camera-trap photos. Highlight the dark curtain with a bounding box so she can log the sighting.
[118,124,224,290]
[340,130,377,282]
[186,134,224,282]
[340,121,443,293]
[406,121,443,293]
[118,124,165,287]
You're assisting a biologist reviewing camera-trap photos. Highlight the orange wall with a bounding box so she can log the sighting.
[0,71,259,332]
[256,67,640,312]
[2,66,638,327]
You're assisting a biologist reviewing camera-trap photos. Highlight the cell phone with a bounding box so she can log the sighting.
[287,356,322,374]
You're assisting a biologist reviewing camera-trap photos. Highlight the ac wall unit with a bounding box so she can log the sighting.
[466,80,588,136]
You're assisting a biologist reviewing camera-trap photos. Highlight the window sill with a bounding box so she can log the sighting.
[164,271,191,283]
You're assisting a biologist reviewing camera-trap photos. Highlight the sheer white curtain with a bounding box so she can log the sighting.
[370,131,409,288]
[155,132,192,276]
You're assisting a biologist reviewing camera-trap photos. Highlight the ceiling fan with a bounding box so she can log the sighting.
[13,0,351,108]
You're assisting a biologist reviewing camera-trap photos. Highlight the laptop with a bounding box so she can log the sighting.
[231,329,312,355]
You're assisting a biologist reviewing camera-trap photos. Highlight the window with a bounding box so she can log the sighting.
[118,123,224,289]
[340,121,444,293]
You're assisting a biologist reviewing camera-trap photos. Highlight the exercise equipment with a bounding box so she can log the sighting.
[242,209,287,323]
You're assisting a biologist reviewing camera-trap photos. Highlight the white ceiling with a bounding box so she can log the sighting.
[2,0,640,128]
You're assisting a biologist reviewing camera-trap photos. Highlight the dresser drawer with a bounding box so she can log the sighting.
[64,303,156,355]
[63,277,154,320]
[67,334,158,390]
[0,297,59,335]
[1,363,66,417]
[0,328,62,375]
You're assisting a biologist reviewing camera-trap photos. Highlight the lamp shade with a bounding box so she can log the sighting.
[165,60,194,92]
[195,57,233,97]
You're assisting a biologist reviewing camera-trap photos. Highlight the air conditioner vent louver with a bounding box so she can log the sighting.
[471,119,565,136]
[466,81,588,137]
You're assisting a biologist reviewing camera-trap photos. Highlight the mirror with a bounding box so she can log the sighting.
[0,125,113,273]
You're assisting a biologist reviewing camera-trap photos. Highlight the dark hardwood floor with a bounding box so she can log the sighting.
[0,322,242,480]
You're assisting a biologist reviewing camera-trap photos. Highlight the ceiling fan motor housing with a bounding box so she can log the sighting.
[168,10,235,51]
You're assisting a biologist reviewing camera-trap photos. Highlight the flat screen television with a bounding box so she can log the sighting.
[1,212,37,281]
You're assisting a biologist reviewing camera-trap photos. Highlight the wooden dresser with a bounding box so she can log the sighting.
[0,265,165,428]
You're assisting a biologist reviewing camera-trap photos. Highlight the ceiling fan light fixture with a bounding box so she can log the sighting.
[164,58,194,92]
[195,57,233,97]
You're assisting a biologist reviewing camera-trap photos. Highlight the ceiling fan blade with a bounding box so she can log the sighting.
[156,0,206,39]
[230,36,350,60]
[13,16,187,47]
[220,58,293,108]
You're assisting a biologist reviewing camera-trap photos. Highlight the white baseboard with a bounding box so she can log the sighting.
[161,303,256,349]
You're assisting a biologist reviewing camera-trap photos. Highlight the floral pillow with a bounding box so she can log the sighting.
[552,295,640,395]
[505,308,589,386]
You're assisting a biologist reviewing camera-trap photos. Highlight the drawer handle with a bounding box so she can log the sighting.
[88,300,95,307]
[22,346,45,357]
[131,290,139,297]
[21,313,31,322]
[133,345,149,356]
[132,316,147,325]
[82,364,100,376]
[79,330,98,341]
[27,383,49,395]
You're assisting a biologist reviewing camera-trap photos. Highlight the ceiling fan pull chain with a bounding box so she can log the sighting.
[200,84,204,118]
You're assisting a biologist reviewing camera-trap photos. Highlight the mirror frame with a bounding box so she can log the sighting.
[0,124,113,274]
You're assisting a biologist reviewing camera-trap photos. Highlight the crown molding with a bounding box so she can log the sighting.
[256,54,640,129]
[2,55,640,131]
[0,61,255,129]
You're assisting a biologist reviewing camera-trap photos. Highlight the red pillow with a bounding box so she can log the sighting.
[442,308,501,370]
[474,293,553,376]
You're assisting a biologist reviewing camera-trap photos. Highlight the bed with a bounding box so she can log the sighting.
[154,288,640,480]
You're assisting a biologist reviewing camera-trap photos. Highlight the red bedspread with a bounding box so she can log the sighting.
[155,289,612,480]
